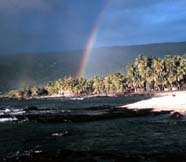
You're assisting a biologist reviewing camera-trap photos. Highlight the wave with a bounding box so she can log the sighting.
[0,104,179,123]
[0,117,17,122]
[0,108,25,116]
[70,97,84,101]
[51,131,69,137]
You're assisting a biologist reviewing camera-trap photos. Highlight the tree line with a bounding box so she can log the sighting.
[5,54,186,98]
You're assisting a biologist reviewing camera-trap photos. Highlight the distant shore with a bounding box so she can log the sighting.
[0,90,182,100]
[3,89,186,115]
[121,90,186,114]
[0,91,154,100]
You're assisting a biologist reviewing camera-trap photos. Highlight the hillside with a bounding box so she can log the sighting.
[1,41,186,92]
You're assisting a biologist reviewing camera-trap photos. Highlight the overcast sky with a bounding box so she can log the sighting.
[0,0,186,54]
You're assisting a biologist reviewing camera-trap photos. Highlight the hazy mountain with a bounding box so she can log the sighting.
[1,41,186,92]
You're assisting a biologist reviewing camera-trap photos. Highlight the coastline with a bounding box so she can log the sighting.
[0,93,118,100]
[121,90,186,114]
[0,90,181,100]
[2,90,186,115]
[0,91,152,100]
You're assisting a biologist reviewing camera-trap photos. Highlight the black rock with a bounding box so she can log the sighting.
[171,112,183,119]
[26,106,38,111]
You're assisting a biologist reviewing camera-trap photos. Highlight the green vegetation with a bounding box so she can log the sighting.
[4,54,186,99]
[1,41,186,92]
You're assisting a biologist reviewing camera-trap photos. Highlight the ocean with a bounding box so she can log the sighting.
[0,96,186,162]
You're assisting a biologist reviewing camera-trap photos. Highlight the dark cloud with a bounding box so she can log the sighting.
[0,0,106,53]
[0,0,186,54]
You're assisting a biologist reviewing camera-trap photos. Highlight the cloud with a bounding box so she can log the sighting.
[107,0,163,11]
[0,0,48,10]
[94,0,186,47]
[0,0,106,53]
[0,0,186,53]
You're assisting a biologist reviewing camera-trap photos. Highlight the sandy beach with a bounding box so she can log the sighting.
[121,91,186,114]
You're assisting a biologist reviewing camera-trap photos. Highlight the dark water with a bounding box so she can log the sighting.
[0,96,186,162]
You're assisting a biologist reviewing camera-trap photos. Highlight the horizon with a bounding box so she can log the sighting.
[2,40,186,55]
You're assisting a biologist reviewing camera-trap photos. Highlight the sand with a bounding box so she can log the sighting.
[121,91,186,114]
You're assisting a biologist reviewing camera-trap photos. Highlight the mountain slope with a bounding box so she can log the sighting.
[1,41,186,91]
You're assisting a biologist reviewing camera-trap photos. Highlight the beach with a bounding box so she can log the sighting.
[121,91,186,114]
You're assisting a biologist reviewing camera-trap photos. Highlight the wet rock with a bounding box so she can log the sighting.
[26,106,38,111]
[171,112,183,119]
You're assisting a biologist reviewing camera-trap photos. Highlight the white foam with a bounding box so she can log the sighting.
[5,109,10,113]
[0,117,17,122]
[34,150,42,154]
[10,110,26,115]
[0,108,26,115]
[51,131,68,137]
[70,97,84,101]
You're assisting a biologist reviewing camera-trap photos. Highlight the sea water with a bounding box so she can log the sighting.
[0,96,186,162]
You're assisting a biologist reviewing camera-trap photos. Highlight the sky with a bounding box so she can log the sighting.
[0,0,186,54]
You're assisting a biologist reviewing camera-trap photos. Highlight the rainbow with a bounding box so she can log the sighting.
[76,2,110,78]
[76,21,100,78]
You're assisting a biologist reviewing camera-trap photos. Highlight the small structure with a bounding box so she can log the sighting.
[135,88,144,93]
[172,87,178,91]
[63,90,73,97]
[164,88,169,92]
[57,90,64,95]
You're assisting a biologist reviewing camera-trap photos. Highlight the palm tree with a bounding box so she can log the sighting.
[92,76,103,94]
[126,62,143,91]
[103,76,111,94]
[151,57,165,91]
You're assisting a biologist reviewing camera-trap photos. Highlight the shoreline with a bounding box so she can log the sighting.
[121,90,186,114]
[0,91,153,100]
[0,90,184,100]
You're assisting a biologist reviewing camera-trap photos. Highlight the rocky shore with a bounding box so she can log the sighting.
[0,105,170,123]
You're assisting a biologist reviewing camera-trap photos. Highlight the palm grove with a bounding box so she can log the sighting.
[6,54,186,98]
